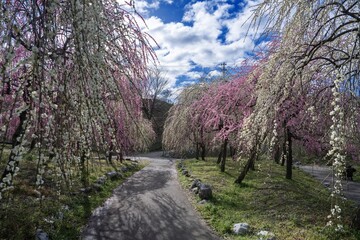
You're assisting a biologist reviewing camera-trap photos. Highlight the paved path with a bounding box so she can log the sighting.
[81,152,220,240]
[300,165,360,204]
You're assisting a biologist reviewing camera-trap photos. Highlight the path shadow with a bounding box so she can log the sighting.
[81,159,219,240]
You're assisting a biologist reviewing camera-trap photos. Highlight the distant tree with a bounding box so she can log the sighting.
[159,89,172,103]
[141,67,172,150]
[142,67,171,120]
[163,83,210,159]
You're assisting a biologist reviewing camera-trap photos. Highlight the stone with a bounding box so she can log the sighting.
[127,164,136,170]
[191,187,199,194]
[257,230,276,240]
[177,162,184,168]
[190,179,202,189]
[198,184,213,200]
[120,166,129,173]
[106,171,121,180]
[96,176,107,185]
[182,169,190,177]
[233,223,249,235]
[36,229,49,240]
[198,199,208,204]
[80,187,92,194]
[92,183,103,192]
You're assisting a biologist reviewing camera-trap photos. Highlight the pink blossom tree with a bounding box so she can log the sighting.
[190,64,258,172]
[0,0,155,198]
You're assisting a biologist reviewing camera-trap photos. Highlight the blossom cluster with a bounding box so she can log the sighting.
[326,71,346,231]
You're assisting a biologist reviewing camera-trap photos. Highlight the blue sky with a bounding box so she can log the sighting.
[121,0,266,95]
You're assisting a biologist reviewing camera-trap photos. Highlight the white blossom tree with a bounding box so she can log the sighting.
[0,0,155,199]
[163,83,210,159]
[249,0,359,229]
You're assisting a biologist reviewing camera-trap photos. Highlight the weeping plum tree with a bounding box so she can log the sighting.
[102,96,155,165]
[191,63,257,172]
[248,0,359,228]
[0,0,155,199]
[163,83,210,159]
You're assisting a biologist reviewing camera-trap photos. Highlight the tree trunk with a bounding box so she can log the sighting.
[118,150,124,163]
[281,138,286,166]
[274,143,281,164]
[250,154,256,171]
[217,149,222,164]
[1,109,28,186]
[80,151,89,187]
[217,120,224,164]
[29,138,37,152]
[108,143,113,165]
[286,128,293,180]
[107,143,118,171]
[200,144,206,161]
[235,148,256,184]
[195,143,200,160]
[220,139,228,172]
[230,146,236,161]
[199,127,205,160]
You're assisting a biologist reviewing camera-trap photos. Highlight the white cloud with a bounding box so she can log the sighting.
[184,71,203,80]
[135,0,160,15]
[208,70,222,77]
[135,0,263,96]
[224,0,265,43]
[117,0,174,16]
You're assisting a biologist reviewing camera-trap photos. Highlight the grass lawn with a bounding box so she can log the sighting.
[178,157,360,240]
[0,152,147,239]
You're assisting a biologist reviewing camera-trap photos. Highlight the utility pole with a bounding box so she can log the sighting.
[220,62,227,80]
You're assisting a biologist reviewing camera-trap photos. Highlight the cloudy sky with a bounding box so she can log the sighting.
[124,0,266,95]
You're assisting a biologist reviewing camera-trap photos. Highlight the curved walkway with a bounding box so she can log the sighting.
[81,152,220,240]
[300,165,360,204]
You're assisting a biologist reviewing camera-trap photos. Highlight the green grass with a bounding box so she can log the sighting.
[352,174,360,183]
[178,158,360,240]
[0,156,147,239]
